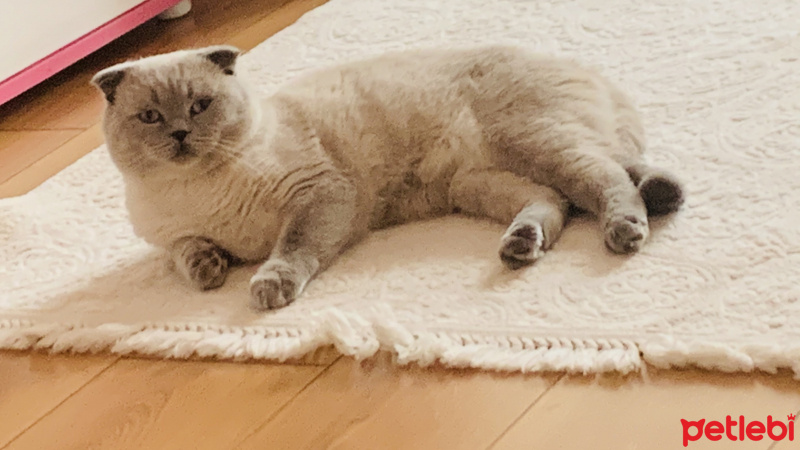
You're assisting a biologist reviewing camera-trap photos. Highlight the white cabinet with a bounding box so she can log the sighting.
[0,0,188,105]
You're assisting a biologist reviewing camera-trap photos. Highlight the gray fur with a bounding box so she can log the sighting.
[92,45,684,310]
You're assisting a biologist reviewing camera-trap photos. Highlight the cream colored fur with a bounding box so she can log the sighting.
[92,45,683,310]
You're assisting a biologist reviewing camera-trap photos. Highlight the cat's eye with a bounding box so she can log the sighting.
[190,98,213,116]
[137,110,163,124]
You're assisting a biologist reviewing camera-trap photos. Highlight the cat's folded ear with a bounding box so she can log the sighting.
[203,46,241,75]
[91,67,126,104]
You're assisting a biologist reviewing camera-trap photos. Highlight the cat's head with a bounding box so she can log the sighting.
[92,46,255,175]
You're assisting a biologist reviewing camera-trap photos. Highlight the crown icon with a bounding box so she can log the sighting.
[789,413,796,421]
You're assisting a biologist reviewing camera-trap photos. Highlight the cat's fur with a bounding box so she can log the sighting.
[92,45,684,310]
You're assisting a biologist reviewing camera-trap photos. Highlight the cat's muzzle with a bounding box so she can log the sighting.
[171,142,196,161]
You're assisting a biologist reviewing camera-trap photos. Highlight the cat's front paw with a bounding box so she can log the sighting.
[499,223,546,270]
[185,247,229,290]
[605,214,649,254]
[249,260,301,311]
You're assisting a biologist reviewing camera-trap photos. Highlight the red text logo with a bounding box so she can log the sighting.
[681,414,795,447]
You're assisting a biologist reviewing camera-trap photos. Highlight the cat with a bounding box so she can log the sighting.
[92,45,684,311]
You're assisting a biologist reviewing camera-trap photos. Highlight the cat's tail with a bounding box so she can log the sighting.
[624,162,685,216]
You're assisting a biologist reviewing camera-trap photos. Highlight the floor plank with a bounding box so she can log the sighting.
[237,353,561,450]
[0,73,105,132]
[0,130,83,184]
[0,125,103,198]
[0,351,117,447]
[2,358,328,450]
[491,368,800,450]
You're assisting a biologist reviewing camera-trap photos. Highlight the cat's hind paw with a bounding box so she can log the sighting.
[639,174,684,216]
[249,260,301,311]
[604,214,648,254]
[499,223,546,270]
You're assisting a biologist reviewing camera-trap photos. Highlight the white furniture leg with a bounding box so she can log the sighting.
[158,0,192,20]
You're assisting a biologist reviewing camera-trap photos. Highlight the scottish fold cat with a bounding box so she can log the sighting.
[92,45,683,310]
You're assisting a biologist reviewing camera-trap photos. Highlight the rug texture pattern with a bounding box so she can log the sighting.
[2,0,800,375]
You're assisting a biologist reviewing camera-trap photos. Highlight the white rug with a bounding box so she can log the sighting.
[2,0,800,376]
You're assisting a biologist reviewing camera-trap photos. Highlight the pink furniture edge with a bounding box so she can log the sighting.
[0,0,184,107]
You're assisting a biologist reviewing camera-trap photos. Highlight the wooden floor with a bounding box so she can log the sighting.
[1,1,799,449]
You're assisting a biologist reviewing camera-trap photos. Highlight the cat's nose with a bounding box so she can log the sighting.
[171,130,189,142]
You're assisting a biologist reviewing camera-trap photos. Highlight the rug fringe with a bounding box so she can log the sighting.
[0,312,641,374]
[3,314,798,377]
[641,338,800,377]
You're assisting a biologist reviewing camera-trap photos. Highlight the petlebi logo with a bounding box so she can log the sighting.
[681,413,796,447]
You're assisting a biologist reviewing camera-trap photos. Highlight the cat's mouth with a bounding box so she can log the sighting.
[171,142,196,162]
